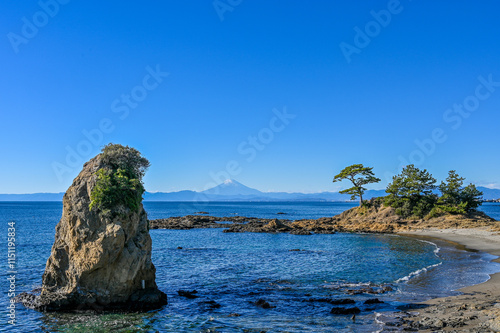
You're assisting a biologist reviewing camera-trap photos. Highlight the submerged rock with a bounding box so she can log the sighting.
[204,300,221,309]
[330,306,361,315]
[177,290,199,299]
[364,298,384,304]
[20,147,167,312]
[306,298,355,305]
[329,298,356,305]
[253,299,275,309]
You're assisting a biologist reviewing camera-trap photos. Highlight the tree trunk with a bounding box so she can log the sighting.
[359,192,363,207]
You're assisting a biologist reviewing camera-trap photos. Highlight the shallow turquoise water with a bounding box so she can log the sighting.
[0,201,499,332]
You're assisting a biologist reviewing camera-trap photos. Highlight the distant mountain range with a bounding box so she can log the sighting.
[1,179,500,202]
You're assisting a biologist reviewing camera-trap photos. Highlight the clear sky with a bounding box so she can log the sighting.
[1,1,500,194]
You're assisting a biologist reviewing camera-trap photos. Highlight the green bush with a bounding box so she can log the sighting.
[411,194,437,218]
[89,144,150,216]
[425,206,446,219]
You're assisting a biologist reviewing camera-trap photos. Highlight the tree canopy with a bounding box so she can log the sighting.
[333,164,381,206]
[385,164,437,198]
[384,164,437,217]
[438,170,483,214]
[384,166,482,218]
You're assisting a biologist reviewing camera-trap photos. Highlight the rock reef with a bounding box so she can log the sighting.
[149,198,499,234]
[20,153,167,311]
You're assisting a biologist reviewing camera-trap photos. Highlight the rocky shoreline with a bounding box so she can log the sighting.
[149,199,500,235]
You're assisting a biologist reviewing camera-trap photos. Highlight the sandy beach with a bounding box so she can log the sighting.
[394,228,500,332]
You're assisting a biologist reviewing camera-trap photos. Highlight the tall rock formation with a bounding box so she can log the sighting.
[23,146,167,311]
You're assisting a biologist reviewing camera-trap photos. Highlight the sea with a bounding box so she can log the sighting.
[1,201,500,332]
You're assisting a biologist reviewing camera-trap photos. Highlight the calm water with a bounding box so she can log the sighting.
[0,201,499,332]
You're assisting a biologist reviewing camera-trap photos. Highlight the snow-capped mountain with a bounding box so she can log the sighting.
[201,179,263,196]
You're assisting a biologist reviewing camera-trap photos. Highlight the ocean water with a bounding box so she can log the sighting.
[0,201,499,332]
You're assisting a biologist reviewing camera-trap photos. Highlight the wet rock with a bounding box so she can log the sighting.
[178,290,198,299]
[346,285,392,295]
[396,304,427,311]
[289,229,312,235]
[228,313,241,317]
[306,298,355,305]
[194,211,209,214]
[381,285,393,293]
[330,306,361,315]
[364,298,384,304]
[313,229,336,234]
[253,299,275,309]
[154,215,263,231]
[15,292,37,307]
[263,219,291,232]
[330,298,356,305]
[204,300,221,309]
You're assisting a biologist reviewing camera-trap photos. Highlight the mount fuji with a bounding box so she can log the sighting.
[201,179,263,196]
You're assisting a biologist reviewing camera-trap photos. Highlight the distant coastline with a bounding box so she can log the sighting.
[2,181,500,202]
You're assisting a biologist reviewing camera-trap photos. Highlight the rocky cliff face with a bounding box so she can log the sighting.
[24,155,166,311]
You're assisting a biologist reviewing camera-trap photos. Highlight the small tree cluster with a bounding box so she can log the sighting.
[333,163,483,218]
[385,165,482,218]
[89,143,150,216]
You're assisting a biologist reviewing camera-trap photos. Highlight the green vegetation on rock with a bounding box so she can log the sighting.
[89,143,150,216]
[334,164,484,219]
[384,166,483,218]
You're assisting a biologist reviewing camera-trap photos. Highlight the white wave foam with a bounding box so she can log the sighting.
[417,239,441,255]
[395,262,442,283]
[393,237,443,283]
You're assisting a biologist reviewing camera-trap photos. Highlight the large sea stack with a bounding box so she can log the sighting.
[24,144,167,311]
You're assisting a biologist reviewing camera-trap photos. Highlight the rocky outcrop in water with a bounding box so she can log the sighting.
[20,150,167,311]
[149,197,499,234]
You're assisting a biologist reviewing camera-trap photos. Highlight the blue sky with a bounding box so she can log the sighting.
[1,0,500,194]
